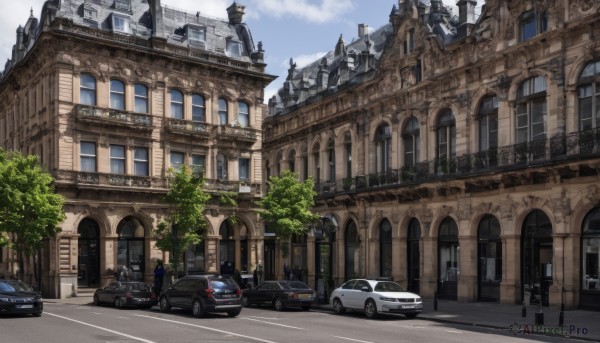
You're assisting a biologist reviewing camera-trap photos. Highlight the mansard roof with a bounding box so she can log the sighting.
[268,0,470,117]
[2,0,263,79]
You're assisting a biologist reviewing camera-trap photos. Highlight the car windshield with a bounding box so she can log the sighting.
[280,281,310,290]
[374,281,406,292]
[0,280,34,292]
[126,283,150,291]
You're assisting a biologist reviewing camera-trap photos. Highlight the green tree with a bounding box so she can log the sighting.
[258,170,320,256]
[0,149,65,281]
[154,165,211,280]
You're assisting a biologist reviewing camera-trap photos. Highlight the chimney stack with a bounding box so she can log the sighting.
[358,24,368,38]
[457,0,477,37]
[227,2,246,25]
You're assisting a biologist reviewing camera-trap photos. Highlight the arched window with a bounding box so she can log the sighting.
[192,94,205,122]
[80,74,96,106]
[327,138,335,182]
[78,218,100,287]
[117,216,145,281]
[478,95,498,151]
[275,151,283,176]
[238,101,249,127]
[134,84,148,113]
[218,98,228,124]
[345,221,360,279]
[407,219,421,293]
[521,210,552,306]
[437,110,456,174]
[313,143,321,184]
[438,217,459,300]
[110,79,125,110]
[379,219,393,277]
[343,131,352,179]
[170,89,184,119]
[402,117,420,168]
[375,124,391,173]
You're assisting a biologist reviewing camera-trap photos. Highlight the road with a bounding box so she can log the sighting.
[0,302,580,343]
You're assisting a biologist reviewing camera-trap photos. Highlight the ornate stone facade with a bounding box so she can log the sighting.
[264,0,600,309]
[0,0,274,298]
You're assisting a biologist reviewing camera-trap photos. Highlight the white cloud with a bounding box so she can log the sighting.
[257,0,355,24]
[282,51,328,69]
[162,0,230,19]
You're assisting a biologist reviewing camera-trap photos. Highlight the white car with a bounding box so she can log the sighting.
[329,278,422,319]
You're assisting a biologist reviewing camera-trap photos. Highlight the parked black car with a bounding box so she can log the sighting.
[242,280,315,311]
[93,281,157,309]
[0,279,43,317]
[159,275,242,318]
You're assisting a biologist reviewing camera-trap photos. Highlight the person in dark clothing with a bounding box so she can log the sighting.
[153,260,165,294]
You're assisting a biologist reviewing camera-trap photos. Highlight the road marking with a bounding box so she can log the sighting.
[332,336,374,343]
[241,317,306,330]
[134,314,279,343]
[246,316,279,320]
[444,329,462,334]
[45,312,155,343]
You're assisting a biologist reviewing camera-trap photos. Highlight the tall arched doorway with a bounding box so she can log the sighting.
[117,216,146,281]
[379,219,393,278]
[581,207,600,310]
[407,219,421,294]
[344,221,360,280]
[521,210,552,306]
[77,218,100,287]
[219,221,235,275]
[438,217,459,300]
[478,215,502,302]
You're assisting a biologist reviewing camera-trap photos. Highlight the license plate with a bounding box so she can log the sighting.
[221,294,236,298]
[299,294,312,299]
[402,305,415,309]
[135,298,149,302]
[17,305,33,309]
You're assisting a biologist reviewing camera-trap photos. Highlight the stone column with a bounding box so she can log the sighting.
[458,234,477,301]
[421,236,437,298]
[500,234,520,304]
[204,235,219,274]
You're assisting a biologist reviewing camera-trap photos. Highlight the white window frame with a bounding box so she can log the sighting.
[187,26,206,42]
[112,13,130,34]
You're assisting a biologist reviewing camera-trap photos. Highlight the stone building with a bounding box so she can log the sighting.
[0,0,274,298]
[264,0,600,310]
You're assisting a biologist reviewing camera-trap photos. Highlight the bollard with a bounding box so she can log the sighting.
[559,303,564,327]
[434,292,438,311]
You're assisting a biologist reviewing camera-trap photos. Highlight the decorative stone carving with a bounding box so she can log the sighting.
[499,195,517,220]
[569,0,595,19]
[437,205,454,218]
[586,184,600,205]
[550,189,571,224]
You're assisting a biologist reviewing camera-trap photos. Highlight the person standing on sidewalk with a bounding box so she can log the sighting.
[153,260,165,294]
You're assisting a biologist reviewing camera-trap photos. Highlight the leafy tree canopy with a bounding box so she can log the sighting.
[0,149,65,277]
[154,166,211,276]
[258,170,320,241]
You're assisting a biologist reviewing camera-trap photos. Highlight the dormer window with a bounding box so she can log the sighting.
[83,5,98,21]
[112,13,130,34]
[226,39,243,57]
[114,0,130,11]
[187,25,206,42]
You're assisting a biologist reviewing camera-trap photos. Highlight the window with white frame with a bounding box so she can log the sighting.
[110,145,125,174]
[239,158,250,182]
[80,141,97,172]
[218,98,228,124]
[110,79,125,110]
[187,26,206,42]
[80,74,96,106]
[170,151,184,170]
[134,84,148,113]
[83,5,98,20]
[226,40,243,57]
[192,94,205,122]
[238,101,249,127]
[112,13,130,33]
[134,147,149,176]
[171,89,184,119]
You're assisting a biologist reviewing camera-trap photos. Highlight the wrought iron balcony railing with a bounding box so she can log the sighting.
[75,105,153,130]
[165,118,212,137]
[315,128,600,196]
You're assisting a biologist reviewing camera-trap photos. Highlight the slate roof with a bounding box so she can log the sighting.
[2,0,260,79]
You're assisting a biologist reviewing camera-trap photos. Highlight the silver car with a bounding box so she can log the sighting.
[330,278,422,319]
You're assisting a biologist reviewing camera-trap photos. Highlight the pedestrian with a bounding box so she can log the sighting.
[153,259,165,294]
[118,265,128,281]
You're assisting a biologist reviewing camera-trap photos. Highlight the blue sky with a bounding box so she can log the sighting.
[0,0,483,102]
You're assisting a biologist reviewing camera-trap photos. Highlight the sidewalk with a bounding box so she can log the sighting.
[50,295,600,341]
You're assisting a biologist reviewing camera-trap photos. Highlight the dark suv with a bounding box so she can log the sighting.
[158,275,242,318]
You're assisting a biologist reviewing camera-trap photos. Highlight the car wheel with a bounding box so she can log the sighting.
[159,296,171,313]
[301,305,311,311]
[332,298,345,314]
[405,313,418,319]
[273,297,285,311]
[93,294,100,306]
[241,295,250,307]
[114,297,121,309]
[192,299,205,318]
[227,308,242,317]
[365,299,378,319]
